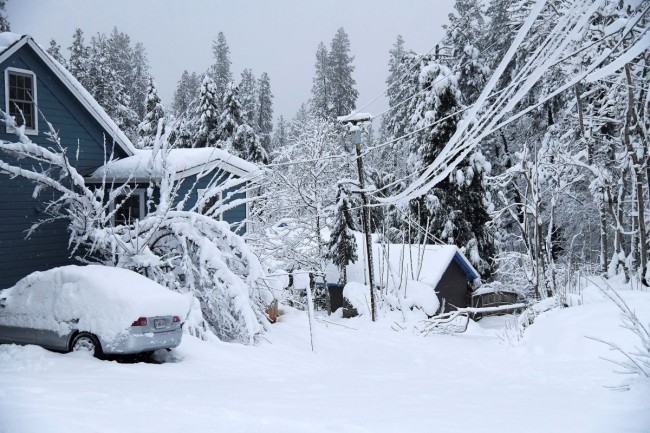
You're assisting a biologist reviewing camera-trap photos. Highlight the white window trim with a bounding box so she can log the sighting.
[5,67,38,135]
[198,188,223,221]
[245,186,252,235]
[109,188,146,226]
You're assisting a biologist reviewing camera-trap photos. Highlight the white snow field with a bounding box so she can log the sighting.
[1,285,649,433]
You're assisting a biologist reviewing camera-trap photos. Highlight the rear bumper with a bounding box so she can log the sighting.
[101,328,183,355]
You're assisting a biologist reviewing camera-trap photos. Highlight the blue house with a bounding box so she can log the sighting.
[0,33,257,289]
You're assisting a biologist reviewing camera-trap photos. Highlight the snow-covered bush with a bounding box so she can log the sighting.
[0,113,270,344]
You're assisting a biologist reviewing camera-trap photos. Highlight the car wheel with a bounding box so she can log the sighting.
[70,332,102,357]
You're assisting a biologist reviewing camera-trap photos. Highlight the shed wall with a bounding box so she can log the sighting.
[435,260,471,313]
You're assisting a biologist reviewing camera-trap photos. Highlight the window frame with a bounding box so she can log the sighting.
[110,188,146,226]
[197,188,223,221]
[5,67,38,135]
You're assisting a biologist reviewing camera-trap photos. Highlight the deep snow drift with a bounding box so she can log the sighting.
[0,281,649,433]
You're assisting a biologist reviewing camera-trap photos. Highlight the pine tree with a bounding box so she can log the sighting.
[136,77,165,149]
[129,42,150,120]
[272,115,288,153]
[310,42,331,118]
[326,184,358,284]
[407,54,495,278]
[218,82,244,150]
[194,76,220,148]
[239,68,258,126]
[68,28,90,89]
[257,72,274,154]
[328,28,358,117]
[445,0,489,105]
[234,124,268,164]
[87,33,121,116]
[172,70,201,116]
[46,39,66,66]
[210,32,232,112]
[386,35,406,109]
[0,0,10,32]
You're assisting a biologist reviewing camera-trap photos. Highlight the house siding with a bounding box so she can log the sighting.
[435,260,472,313]
[0,44,128,289]
[173,173,248,233]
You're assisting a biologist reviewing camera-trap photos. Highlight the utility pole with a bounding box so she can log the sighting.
[338,113,377,321]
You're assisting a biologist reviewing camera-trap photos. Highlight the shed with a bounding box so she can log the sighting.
[324,236,481,315]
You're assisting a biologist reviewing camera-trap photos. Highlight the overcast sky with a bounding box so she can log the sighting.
[8,0,454,122]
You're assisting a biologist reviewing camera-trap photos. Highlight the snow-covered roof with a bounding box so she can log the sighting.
[323,231,481,291]
[0,33,136,156]
[89,147,262,182]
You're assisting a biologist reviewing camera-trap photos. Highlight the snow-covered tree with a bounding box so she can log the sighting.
[326,184,358,284]
[67,28,90,89]
[239,68,258,127]
[311,42,331,118]
[136,77,165,149]
[172,70,201,116]
[218,82,245,150]
[272,115,288,152]
[257,72,274,154]
[194,76,220,148]
[328,28,358,117]
[445,0,490,105]
[46,39,66,66]
[0,0,10,33]
[210,32,232,112]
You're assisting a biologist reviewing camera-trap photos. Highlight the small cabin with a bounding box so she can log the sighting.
[323,239,481,316]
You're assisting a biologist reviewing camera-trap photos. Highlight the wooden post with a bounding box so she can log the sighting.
[353,129,377,321]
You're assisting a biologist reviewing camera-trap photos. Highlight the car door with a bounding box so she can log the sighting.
[0,294,34,345]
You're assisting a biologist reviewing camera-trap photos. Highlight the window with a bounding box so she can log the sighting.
[112,189,145,225]
[5,68,37,133]
[198,189,222,220]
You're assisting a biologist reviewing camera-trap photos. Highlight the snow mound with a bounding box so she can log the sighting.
[343,282,371,316]
[403,280,440,316]
[0,265,191,341]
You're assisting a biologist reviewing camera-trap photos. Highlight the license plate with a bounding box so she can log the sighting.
[154,319,167,329]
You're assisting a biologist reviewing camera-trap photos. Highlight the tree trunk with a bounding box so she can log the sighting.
[624,64,648,286]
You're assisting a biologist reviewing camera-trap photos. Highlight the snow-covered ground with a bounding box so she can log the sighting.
[1,285,649,433]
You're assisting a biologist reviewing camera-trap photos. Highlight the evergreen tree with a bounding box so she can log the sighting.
[310,42,331,118]
[326,184,358,284]
[46,39,66,66]
[194,76,220,148]
[407,54,495,278]
[0,0,9,32]
[272,115,288,153]
[328,27,358,117]
[234,124,268,164]
[445,0,489,104]
[172,70,201,116]
[210,32,232,112]
[136,77,165,149]
[238,68,258,126]
[68,28,90,89]
[218,82,244,149]
[87,33,121,116]
[129,42,150,120]
[385,35,406,110]
[257,72,274,154]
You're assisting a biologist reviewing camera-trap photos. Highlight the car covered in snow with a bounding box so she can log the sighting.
[0,265,191,358]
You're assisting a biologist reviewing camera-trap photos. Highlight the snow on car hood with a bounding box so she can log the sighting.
[0,265,192,341]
